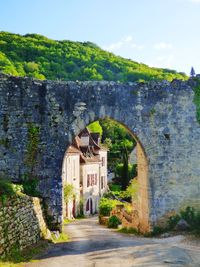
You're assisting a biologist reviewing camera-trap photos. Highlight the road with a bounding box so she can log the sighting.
[25,216,200,267]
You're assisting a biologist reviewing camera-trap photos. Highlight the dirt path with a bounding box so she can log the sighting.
[24,216,200,267]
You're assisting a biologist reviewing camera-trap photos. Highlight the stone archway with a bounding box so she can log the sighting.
[0,74,200,230]
[62,118,151,231]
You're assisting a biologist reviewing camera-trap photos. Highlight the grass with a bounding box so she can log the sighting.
[118,227,140,235]
[63,218,74,224]
[0,240,49,267]
[52,232,69,243]
[0,232,70,266]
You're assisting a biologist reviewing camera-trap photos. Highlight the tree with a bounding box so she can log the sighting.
[121,145,129,190]
[0,31,188,82]
[190,67,196,78]
[87,121,103,135]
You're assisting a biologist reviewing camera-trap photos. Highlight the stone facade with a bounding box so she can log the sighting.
[0,194,49,258]
[63,128,108,218]
[0,73,200,231]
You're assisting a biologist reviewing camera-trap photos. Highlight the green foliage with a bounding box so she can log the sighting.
[123,203,133,214]
[0,31,187,82]
[0,179,23,203]
[0,179,16,199]
[151,226,166,236]
[24,61,39,73]
[108,179,138,203]
[64,183,75,203]
[118,227,140,235]
[193,211,200,235]
[0,138,10,148]
[125,179,138,200]
[150,108,156,116]
[99,118,136,175]
[87,121,103,136]
[78,197,84,217]
[103,137,112,149]
[1,240,49,264]
[121,145,129,190]
[51,232,69,243]
[25,124,40,170]
[168,214,181,230]
[110,184,122,192]
[99,197,120,216]
[180,206,195,223]
[115,163,137,189]
[108,215,121,228]
[21,174,39,197]
[150,206,200,237]
[193,81,200,124]
[22,124,40,196]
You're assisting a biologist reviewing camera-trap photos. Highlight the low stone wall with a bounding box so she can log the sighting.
[111,205,142,231]
[99,215,109,226]
[0,194,49,258]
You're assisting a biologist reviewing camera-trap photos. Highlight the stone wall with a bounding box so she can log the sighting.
[0,73,200,230]
[0,194,49,258]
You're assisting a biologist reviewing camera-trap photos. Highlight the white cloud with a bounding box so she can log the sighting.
[103,36,144,52]
[154,42,173,50]
[148,54,175,69]
[103,37,177,70]
[189,0,200,3]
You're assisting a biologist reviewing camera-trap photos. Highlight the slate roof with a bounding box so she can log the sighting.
[66,127,107,164]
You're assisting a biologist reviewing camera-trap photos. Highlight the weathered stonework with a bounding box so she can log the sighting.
[0,194,49,258]
[0,73,200,230]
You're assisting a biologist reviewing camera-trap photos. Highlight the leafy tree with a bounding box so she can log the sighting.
[87,121,103,135]
[121,145,129,190]
[99,118,136,170]
[0,31,188,82]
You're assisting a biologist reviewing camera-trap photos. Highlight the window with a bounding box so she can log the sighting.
[102,157,105,167]
[87,173,97,186]
[92,174,95,186]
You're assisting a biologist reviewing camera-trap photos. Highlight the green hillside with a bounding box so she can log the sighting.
[0,31,187,82]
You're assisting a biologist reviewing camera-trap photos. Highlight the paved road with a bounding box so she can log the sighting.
[25,216,200,267]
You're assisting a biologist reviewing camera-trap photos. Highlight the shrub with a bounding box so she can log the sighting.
[151,226,166,236]
[22,174,39,197]
[110,184,121,192]
[108,215,121,228]
[99,198,120,216]
[64,183,76,203]
[168,206,200,234]
[193,211,200,235]
[180,206,195,224]
[0,179,23,198]
[168,214,181,230]
[0,179,16,197]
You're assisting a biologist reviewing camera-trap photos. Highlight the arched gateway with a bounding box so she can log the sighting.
[0,73,200,231]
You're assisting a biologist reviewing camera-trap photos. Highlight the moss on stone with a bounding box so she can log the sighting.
[25,124,40,169]
[193,80,200,124]
[0,138,10,149]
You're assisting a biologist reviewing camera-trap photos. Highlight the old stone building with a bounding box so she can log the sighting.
[1,74,200,231]
[62,128,107,218]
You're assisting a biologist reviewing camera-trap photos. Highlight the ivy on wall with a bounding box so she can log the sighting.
[193,80,200,124]
[23,123,40,196]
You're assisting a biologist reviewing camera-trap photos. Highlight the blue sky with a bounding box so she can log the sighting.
[1,0,200,74]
